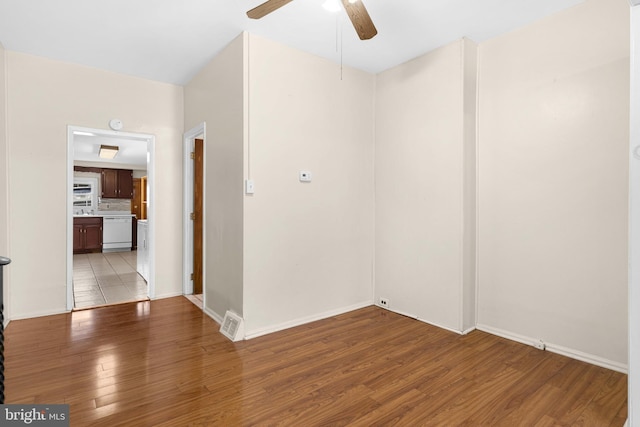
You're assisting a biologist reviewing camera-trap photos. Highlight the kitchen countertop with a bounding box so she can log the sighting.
[73,212,136,218]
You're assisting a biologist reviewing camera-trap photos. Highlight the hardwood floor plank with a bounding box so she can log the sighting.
[549,362,614,424]
[4,297,627,426]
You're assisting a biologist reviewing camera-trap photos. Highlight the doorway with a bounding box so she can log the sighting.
[183,123,205,309]
[193,138,204,295]
[66,126,156,310]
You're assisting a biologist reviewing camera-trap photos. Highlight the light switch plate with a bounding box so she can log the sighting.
[245,179,255,194]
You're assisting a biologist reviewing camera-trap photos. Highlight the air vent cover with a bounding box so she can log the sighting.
[220,311,245,342]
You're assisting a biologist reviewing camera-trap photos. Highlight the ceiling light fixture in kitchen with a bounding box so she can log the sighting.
[99,145,119,159]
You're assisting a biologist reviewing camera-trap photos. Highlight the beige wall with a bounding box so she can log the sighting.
[0,42,8,321]
[184,34,245,320]
[375,39,477,333]
[477,0,630,367]
[1,0,629,373]
[242,34,375,336]
[6,52,184,318]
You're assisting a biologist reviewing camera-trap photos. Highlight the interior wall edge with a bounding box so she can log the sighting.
[627,2,640,424]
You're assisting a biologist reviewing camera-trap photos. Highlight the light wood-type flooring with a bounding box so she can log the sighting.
[5,297,627,426]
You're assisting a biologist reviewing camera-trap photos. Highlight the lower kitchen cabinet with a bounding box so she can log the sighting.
[74,217,103,254]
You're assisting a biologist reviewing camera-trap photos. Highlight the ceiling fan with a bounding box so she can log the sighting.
[247,0,378,40]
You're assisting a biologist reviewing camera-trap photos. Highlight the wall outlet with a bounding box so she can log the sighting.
[299,171,312,182]
[379,297,389,308]
[534,339,546,351]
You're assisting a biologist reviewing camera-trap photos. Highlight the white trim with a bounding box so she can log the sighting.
[152,291,183,300]
[629,5,640,425]
[477,323,628,374]
[203,305,223,325]
[183,134,194,295]
[545,343,627,375]
[461,326,476,336]
[244,301,372,340]
[416,315,468,335]
[146,135,156,300]
[376,305,418,320]
[67,126,156,310]
[376,304,473,335]
[10,307,68,321]
[476,323,534,347]
[182,123,206,302]
[66,129,74,311]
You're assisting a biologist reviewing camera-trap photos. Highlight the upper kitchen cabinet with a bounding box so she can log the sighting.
[102,169,134,199]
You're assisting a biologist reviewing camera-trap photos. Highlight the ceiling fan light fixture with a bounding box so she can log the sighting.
[248,0,377,40]
[99,145,119,159]
[322,0,341,13]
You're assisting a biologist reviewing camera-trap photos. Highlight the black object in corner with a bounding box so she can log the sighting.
[0,255,12,404]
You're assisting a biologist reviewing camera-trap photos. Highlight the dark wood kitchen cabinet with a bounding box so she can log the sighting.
[102,169,133,199]
[73,217,103,254]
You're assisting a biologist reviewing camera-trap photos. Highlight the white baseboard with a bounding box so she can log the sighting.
[477,323,628,374]
[244,300,372,340]
[152,291,184,300]
[461,326,477,335]
[545,342,628,374]
[203,305,223,325]
[415,316,468,335]
[375,304,418,320]
[375,304,472,336]
[9,307,69,321]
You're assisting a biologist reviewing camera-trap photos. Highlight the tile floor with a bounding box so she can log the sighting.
[73,251,148,309]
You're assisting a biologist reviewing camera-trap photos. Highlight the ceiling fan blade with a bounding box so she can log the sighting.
[341,0,377,40]
[247,0,295,19]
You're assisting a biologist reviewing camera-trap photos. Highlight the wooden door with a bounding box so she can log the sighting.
[140,176,147,220]
[131,178,142,219]
[193,138,203,294]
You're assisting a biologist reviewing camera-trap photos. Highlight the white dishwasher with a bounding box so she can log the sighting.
[102,215,133,252]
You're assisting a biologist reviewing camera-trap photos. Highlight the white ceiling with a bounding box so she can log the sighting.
[0,0,585,86]
[74,133,149,168]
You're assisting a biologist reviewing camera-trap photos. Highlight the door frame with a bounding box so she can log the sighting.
[629,3,640,424]
[66,126,156,310]
[183,123,206,300]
